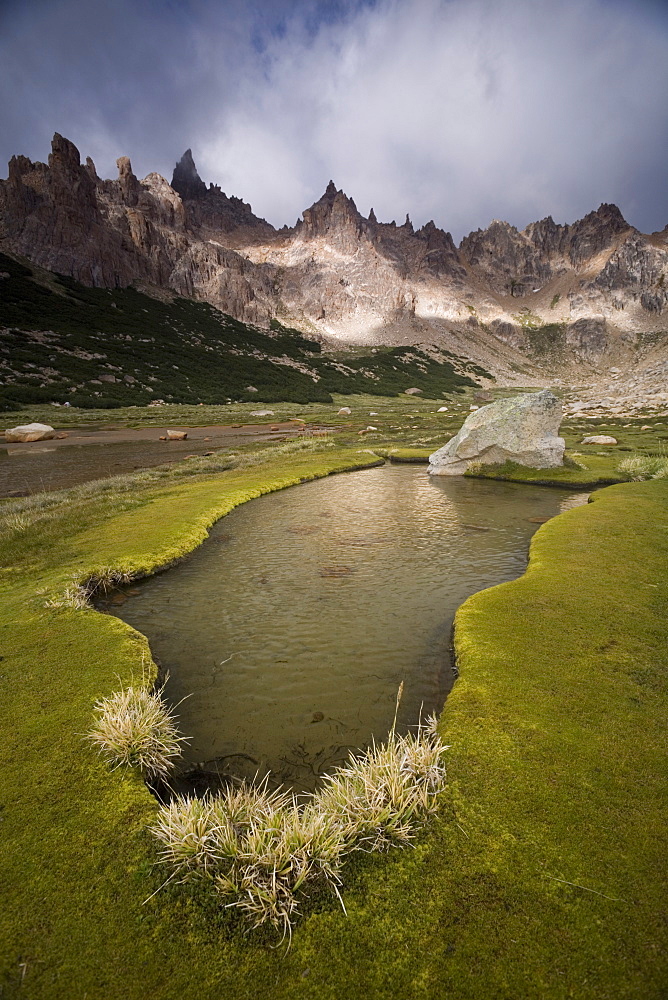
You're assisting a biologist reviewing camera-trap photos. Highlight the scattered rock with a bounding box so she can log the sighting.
[369,412,379,416]
[54,432,68,440]
[246,386,258,392]
[581,435,617,445]
[469,405,479,411]
[404,387,422,395]
[310,712,325,724]
[270,424,281,431]
[437,406,448,412]
[366,425,378,431]
[337,407,352,415]
[5,422,56,442]
[641,425,651,430]
[166,430,188,440]
[428,390,565,476]
[250,409,274,416]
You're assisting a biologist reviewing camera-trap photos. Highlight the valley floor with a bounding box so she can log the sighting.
[0,421,666,998]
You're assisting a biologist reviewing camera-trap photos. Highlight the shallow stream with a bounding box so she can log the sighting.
[105,465,588,791]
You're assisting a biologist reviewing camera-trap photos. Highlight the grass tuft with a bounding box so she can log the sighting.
[151,719,448,937]
[617,452,668,481]
[88,682,188,780]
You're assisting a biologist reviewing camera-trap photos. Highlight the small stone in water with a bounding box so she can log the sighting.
[319,565,356,577]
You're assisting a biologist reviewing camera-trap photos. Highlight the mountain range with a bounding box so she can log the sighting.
[1,133,667,385]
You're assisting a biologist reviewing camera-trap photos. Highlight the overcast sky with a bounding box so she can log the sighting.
[1,0,667,242]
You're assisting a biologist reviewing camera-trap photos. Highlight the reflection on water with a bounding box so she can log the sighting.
[106,466,588,792]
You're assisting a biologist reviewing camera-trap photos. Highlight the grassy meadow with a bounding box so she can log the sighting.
[0,393,667,997]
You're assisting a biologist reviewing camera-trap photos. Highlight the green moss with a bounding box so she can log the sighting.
[465,454,627,488]
[384,448,431,463]
[513,308,543,330]
[1,446,667,997]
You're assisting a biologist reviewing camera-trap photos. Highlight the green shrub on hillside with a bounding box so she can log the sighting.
[0,252,482,409]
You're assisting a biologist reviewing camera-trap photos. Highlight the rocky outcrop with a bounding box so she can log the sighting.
[459,204,637,297]
[591,235,667,314]
[428,391,565,475]
[460,219,557,295]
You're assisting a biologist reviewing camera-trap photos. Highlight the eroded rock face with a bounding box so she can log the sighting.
[5,422,55,442]
[1,134,668,377]
[428,391,565,476]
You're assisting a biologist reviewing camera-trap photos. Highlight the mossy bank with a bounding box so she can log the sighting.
[0,444,666,998]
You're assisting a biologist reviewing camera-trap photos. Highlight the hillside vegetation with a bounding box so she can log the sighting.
[0,252,483,410]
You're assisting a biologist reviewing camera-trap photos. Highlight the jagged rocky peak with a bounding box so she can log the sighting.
[567,203,633,264]
[523,215,566,252]
[412,220,464,278]
[49,132,82,173]
[116,155,142,206]
[171,148,207,200]
[460,218,522,264]
[299,180,365,239]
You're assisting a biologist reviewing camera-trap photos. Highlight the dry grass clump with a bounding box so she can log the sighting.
[151,717,448,937]
[617,453,668,481]
[153,783,345,937]
[44,578,89,610]
[89,683,188,780]
[43,566,135,609]
[315,717,447,852]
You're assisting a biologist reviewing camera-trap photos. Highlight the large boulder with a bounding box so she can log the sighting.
[428,390,565,476]
[5,422,56,443]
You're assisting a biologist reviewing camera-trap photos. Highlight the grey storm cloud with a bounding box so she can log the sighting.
[1,0,667,242]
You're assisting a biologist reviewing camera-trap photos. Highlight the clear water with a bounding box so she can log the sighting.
[106,465,588,791]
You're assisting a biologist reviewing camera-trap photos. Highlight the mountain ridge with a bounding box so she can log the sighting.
[1,133,667,381]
